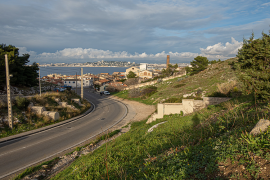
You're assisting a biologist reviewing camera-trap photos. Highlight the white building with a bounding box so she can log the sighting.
[64,78,93,88]
[140,63,148,70]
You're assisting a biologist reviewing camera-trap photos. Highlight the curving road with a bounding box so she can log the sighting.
[0,89,127,179]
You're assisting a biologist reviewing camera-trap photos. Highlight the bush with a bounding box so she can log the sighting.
[163,97,182,103]
[234,31,270,100]
[217,80,237,95]
[173,83,186,88]
[146,85,157,90]
[129,88,142,98]
[16,96,30,110]
[207,92,228,97]
[129,86,157,98]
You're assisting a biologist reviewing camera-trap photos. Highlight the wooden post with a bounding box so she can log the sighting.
[5,54,13,129]
[76,72,77,94]
[39,65,41,96]
[81,68,83,99]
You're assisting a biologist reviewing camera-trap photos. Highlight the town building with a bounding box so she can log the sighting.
[125,67,140,77]
[64,78,93,88]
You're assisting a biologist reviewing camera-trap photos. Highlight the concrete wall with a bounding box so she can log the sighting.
[147,97,231,124]
[164,103,183,115]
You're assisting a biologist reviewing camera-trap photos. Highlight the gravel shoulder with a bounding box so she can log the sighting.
[108,95,156,131]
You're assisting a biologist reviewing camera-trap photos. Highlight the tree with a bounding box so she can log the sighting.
[0,44,38,89]
[209,59,221,65]
[162,63,178,77]
[234,31,270,100]
[190,56,209,75]
[127,71,137,78]
[185,66,192,74]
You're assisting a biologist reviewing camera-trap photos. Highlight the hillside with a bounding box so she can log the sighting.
[115,58,241,105]
[17,58,270,179]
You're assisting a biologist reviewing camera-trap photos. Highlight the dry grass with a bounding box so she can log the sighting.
[43,116,52,124]
[223,101,235,111]
[217,80,237,95]
[35,121,45,128]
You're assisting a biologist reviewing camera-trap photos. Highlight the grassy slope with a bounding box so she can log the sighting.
[52,58,270,179]
[113,58,240,105]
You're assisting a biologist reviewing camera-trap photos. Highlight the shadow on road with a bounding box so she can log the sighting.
[0,136,28,148]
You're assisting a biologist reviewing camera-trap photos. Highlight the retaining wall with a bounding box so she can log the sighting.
[147,97,231,124]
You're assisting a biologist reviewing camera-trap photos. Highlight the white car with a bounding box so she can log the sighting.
[103,91,110,95]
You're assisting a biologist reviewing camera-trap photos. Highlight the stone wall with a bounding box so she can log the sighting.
[147,97,231,124]
[125,72,186,90]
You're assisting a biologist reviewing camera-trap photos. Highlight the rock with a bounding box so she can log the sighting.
[31,106,46,115]
[250,119,270,135]
[55,98,61,103]
[42,111,60,121]
[42,165,49,168]
[67,105,78,110]
[59,102,68,107]
[147,121,167,132]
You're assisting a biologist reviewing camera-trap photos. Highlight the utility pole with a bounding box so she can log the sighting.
[81,68,83,99]
[76,72,77,94]
[38,64,41,96]
[5,54,13,129]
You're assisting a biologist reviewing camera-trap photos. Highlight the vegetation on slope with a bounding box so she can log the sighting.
[52,94,270,179]
[0,91,91,138]
[112,57,242,105]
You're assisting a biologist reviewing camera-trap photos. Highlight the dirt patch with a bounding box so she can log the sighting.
[109,96,156,129]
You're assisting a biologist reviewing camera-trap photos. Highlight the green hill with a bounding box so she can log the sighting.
[49,58,270,179]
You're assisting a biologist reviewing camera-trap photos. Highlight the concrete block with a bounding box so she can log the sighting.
[67,105,78,110]
[59,102,68,107]
[31,106,46,115]
[182,99,194,114]
[250,119,270,135]
[42,111,60,121]
[55,98,61,103]
[71,98,84,106]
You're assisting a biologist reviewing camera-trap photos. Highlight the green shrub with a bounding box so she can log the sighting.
[146,85,157,90]
[15,96,30,110]
[163,97,182,103]
[234,31,270,100]
[173,83,186,88]
[207,92,228,97]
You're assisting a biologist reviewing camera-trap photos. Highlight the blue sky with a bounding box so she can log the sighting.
[0,0,269,64]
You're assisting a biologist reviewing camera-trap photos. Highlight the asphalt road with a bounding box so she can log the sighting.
[0,90,127,179]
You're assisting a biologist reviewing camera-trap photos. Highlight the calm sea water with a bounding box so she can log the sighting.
[39,67,128,78]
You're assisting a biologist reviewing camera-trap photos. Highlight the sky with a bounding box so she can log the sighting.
[1,0,270,64]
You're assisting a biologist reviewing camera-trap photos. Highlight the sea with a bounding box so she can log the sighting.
[39,67,129,78]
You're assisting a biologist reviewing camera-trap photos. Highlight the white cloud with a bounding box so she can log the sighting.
[18,47,37,57]
[20,37,242,63]
[262,2,270,6]
[200,37,242,59]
